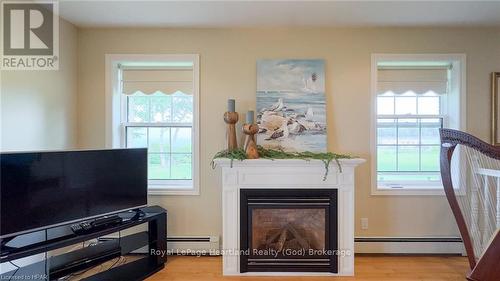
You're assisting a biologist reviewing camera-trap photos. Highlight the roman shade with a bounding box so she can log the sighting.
[377,68,448,95]
[121,67,193,95]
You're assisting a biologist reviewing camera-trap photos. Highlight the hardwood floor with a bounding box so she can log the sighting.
[147,255,469,281]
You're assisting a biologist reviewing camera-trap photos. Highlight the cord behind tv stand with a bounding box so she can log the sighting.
[0,206,167,281]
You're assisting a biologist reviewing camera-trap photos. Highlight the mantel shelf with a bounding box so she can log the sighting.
[213,158,366,168]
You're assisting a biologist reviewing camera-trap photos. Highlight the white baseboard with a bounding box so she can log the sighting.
[355,237,465,254]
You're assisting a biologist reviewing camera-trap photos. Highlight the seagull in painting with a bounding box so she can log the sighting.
[288,120,306,134]
[261,98,284,113]
[265,119,289,141]
[297,118,322,131]
[305,107,314,121]
[260,112,287,131]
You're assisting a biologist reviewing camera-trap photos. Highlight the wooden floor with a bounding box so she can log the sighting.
[147,255,469,281]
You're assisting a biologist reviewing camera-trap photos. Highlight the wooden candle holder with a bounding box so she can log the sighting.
[243,123,259,159]
[224,112,239,150]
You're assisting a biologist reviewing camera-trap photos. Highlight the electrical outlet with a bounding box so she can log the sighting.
[361,218,369,230]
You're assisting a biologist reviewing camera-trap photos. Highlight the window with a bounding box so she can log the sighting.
[106,54,199,195]
[371,54,466,195]
[377,92,444,188]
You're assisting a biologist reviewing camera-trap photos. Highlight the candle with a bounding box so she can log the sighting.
[227,99,235,112]
[246,110,254,124]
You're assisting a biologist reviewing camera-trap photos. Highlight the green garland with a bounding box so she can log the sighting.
[211,146,354,181]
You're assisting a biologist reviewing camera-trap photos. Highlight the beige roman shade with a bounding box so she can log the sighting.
[377,68,448,95]
[121,67,193,95]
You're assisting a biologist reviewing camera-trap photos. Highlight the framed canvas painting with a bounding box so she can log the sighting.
[493,72,500,145]
[256,59,327,152]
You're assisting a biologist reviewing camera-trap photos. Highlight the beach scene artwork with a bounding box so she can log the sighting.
[256,59,327,152]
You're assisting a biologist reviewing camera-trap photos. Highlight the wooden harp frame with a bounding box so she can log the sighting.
[440,128,500,280]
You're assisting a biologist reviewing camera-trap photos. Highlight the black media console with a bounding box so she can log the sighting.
[0,206,167,281]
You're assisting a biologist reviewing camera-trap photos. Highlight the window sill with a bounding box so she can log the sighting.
[373,185,445,196]
[148,186,199,196]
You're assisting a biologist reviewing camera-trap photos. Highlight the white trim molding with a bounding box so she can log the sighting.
[105,54,200,196]
[370,53,467,196]
[214,158,365,276]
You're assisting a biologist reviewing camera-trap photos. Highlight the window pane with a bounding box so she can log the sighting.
[398,146,419,171]
[172,95,193,123]
[148,127,170,153]
[171,154,192,179]
[377,97,394,115]
[418,96,440,115]
[126,127,147,148]
[395,96,417,115]
[377,119,396,144]
[148,153,170,180]
[128,95,149,122]
[421,118,441,144]
[150,95,172,122]
[172,127,192,153]
[398,119,419,145]
[377,146,396,171]
[421,146,440,171]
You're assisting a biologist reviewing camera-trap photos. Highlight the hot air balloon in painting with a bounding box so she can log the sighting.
[256,59,326,153]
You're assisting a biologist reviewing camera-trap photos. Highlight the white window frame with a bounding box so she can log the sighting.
[370,54,466,196]
[105,54,200,196]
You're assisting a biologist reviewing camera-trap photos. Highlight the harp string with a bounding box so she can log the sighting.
[451,144,500,259]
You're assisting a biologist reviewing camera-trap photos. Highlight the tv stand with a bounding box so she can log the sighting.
[130,209,146,221]
[0,206,167,281]
[0,236,16,248]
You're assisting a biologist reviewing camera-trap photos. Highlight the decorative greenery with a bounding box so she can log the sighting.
[211,146,354,181]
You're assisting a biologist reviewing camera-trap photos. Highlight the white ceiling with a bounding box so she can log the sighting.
[59,1,500,28]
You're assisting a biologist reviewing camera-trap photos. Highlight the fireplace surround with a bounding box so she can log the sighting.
[215,158,365,276]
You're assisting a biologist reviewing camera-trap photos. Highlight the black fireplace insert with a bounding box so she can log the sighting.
[240,189,338,273]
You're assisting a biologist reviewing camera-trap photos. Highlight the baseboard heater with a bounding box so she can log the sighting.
[166,236,462,255]
[355,237,464,254]
[167,236,220,255]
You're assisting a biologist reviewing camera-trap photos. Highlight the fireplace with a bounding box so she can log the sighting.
[216,158,364,275]
[240,189,337,273]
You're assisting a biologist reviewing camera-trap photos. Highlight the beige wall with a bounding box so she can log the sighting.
[76,27,500,238]
[1,19,78,151]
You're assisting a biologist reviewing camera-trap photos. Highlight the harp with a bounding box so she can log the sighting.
[440,129,500,281]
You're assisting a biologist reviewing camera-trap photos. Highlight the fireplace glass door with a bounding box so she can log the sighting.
[252,208,325,255]
[240,189,337,273]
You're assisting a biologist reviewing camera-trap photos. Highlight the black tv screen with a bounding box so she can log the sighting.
[1,149,148,238]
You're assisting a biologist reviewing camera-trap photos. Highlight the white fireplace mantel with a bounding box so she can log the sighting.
[215,158,365,276]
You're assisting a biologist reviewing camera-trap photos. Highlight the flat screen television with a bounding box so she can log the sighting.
[0,149,148,238]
